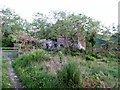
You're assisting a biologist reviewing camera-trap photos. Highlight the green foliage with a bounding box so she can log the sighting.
[62,47,71,55]
[62,47,85,57]
[1,8,30,47]
[56,61,83,88]
[1,8,29,34]
[13,52,83,88]
[106,53,116,58]
[89,61,118,87]
[58,51,64,63]
[85,55,96,61]
[13,49,56,88]
[13,49,50,67]
[31,10,102,43]
[2,60,12,88]
[90,71,118,88]
[91,53,102,59]
[78,59,118,88]
[13,63,56,88]
[13,50,118,88]
[2,34,16,47]
[71,49,85,56]
[85,53,102,61]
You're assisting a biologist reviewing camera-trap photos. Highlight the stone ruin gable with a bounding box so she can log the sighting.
[57,37,65,46]
[44,37,71,50]
[45,39,55,49]
[74,32,86,50]
[39,39,47,48]
[71,32,81,49]
[56,37,72,49]
[67,37,72,47]
[57,37,66,48]
[43,32,86,50]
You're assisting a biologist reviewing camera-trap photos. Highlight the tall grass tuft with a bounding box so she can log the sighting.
[56,61,83,88]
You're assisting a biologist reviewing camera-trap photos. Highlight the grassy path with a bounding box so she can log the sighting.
[7,59,25,89]
[2,59,25,89]
[2,60,13,88]
[2,49,25,89]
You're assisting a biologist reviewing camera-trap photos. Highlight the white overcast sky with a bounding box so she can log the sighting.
[0,0,119,27]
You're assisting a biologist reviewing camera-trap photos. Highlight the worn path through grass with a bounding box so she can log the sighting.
[2,59,25,89]
[2,50,25,89]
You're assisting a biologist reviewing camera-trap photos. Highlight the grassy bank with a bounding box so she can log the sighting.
[2,60,12,88]
[13,49,119,88]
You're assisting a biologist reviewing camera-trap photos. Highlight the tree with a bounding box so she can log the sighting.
[31,10,103,52]
[1,8,28,47]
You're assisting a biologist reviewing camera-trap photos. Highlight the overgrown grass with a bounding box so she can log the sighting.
[13,49,84,88]
[2,60,12,88]
[13,49,56,88]
[13,49,50,67]
[56,61,83,88]
[79,60,119,88]
[13,49,119,88]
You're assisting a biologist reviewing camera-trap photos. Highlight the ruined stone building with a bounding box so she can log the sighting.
[15,32,86,51]
[44,32,86,50]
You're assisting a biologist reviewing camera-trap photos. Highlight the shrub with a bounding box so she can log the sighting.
[85,55,96,61]
[56,61,83,88]
[13,49,50,67]
[91,71,118,88]
[91,53,102,59]
[23,70,55,88]
[2,34,16,47]
[71,50,81,56]
[13,66,56,88]
[13,49,57,88]
[63,47,71,55]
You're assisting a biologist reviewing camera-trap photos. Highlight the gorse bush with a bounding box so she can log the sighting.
[56,61,83,88]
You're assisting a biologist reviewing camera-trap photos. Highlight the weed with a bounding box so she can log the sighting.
[56,61,83,88]
[85,55,96,61]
